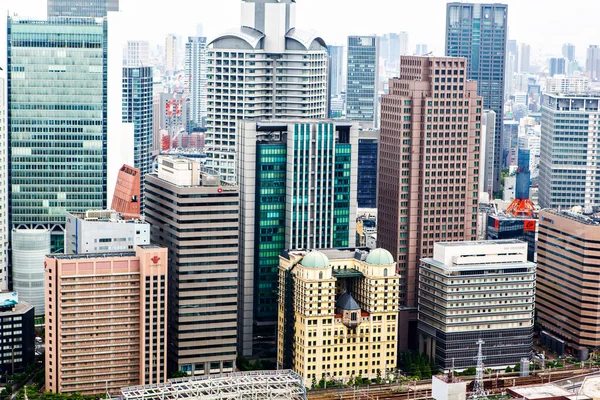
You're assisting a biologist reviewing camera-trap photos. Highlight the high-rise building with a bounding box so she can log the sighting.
[545,75,588,94]
[377,56,482,349]
[539,93,600,209]
[111,165,141,219]
[123,66,153,211]
[346,36,379,128]
[328,45,344,97]
[237,120,358,357]
[277,248,399,385]
[358,130,378,209]
[206,0,328,182]
[507,39,519,74]
[0,76,8,291]
[7,17,108,251]
[165,34,178,74]
[185,36,208,129]
[549,57,566,77]
[446,3,507,191]
[481,110,496,195]
[415,44,429,56]
[126,40,150,67]
[145,156,239,375]
[562,43,576,63]
[45,246,168,394]
[64,210,150,254]
[47,0,119,17]
[11,229,50,317]
[380,32,408,74]
[418,240,535,369]
[586,45,600,81]
[0,293,34,374]
[536,209,600,360]
[520,43,531,73]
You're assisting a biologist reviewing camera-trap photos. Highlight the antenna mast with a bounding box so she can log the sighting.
[471,339,488,400]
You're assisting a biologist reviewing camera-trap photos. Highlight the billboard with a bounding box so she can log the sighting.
[0,292,18,308]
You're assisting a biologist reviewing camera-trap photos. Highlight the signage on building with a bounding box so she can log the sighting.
[524,220,536,231]
[0,292,18,307]
[494,219,500,230]
[541,215,554,224]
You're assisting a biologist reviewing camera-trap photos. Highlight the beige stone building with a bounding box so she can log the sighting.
[45,245,168,395]
[277,248,400,386]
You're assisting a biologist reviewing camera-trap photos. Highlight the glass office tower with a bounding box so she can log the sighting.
[346,36,379,128]
[237,120,358,357]
[123,66,153,211]
[446,3,508,191]
[7,17,108,251]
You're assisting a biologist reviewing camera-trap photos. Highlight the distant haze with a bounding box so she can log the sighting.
[5,0,598,62]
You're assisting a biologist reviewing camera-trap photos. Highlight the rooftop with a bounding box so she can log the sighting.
[0,300,34,316]
[509,384,571,400]
[436,239,523,247]
[50,251,137,260]
[542,209,600,226]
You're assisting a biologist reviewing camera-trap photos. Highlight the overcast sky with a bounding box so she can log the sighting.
[5,0,600,63]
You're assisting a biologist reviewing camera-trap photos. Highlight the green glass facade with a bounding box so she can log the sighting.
[7,18,108,249]
[253,123,353,324]
[254,143,286,323]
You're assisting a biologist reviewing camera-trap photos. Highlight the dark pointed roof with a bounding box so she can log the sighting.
[336,292,360,311]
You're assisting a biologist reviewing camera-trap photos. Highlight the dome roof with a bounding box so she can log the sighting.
[301,251,330,268]
[366,248,394,265]
[336,292,360,311]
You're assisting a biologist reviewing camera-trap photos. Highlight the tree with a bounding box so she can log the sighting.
[376,369,382,384]
[311,375,317,389]
[505,366,513,373]
[422,364,432,379]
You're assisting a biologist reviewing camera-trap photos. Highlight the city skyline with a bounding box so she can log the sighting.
[4,0,600,59]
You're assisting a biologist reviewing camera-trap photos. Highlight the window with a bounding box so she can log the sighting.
[383,268,388,277]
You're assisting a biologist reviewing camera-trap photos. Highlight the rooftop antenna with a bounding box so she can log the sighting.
[470,339,488,400]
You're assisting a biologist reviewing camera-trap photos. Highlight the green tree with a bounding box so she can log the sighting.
[311,375,317,389]
[376,369,382,384]
[422,364,432,379]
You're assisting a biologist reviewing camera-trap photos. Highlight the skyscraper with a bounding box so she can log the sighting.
[357,130,378,209]
[415,44,429,56]
[519,43,531,73]
[586,45,600,81]
[539,93,600,209]
[346,36,379,128]
[47,0,119,17]
[7,17,108,251]
[549,57,566,77]
[481,110,496,195]
[507,39,519,73]
[562,43,576,62]
[0,76,8,290]
[145,156,239,375]
[206,0,328,182]
[446,3,507,191]
[122,66,153,211]
[126,40,150,67]
[237,120,358,357]
[328,45,344,97]
[165,34,178,74]
[377,56,482,349]
[185,36,208,129]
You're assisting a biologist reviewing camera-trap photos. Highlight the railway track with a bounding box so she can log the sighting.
[308,367,600,400]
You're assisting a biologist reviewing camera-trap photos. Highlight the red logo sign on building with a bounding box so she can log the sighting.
[151,256,161,264]
[217,188,223,193]
[524,220,536,231]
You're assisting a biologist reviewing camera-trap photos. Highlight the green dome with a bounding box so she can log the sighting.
[301,251,330,268]
[366,248,394,265]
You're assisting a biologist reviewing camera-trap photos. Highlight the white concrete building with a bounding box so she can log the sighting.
[64,210,150,254]
[206,0,328,182]
[126,40,150,67]
[165,34,178,73]
[418,240,535,369]
[12,229,50,316]
[481,110,496,195]
[185,36,208,128]
[545,75,588,94]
